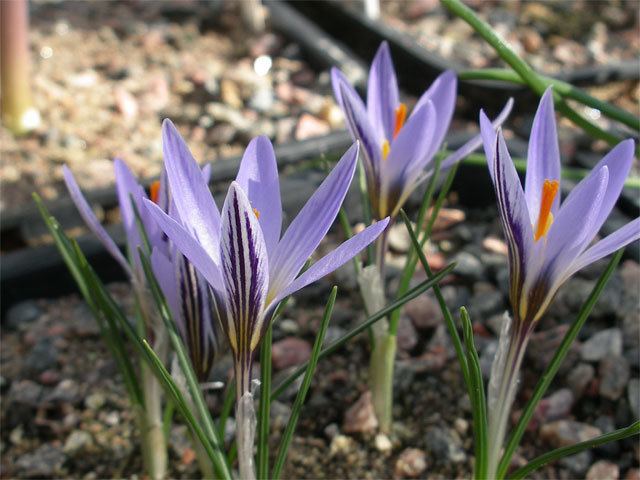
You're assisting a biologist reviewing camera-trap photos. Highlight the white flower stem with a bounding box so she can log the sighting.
[235,361,256,480]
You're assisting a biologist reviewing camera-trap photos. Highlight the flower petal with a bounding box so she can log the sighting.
[367,41,399,141]
[220,182,269,355]
[151,247,181,336]
[235,136,282,258]
[269,144,359,297]
[63,166,132,275]
[566,218,640,278]
[268,218,390,310]
[144,198,225,293]
[162,119,221,262]
[524,87,561,224]
[332,68,382,183]
[414,70,457,159]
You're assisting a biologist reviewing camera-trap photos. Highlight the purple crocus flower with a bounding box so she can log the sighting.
[480,87,640,327]
[331,41,513,219]
[144,120,390,398]
[63,161,223,379]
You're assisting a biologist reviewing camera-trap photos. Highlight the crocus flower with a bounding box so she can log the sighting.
[144,120,390,397]
[480,87,640,327]
[63,161,223,379]
[331,41,513,220]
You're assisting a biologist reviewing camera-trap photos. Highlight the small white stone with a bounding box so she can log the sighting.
[374,433,392,453]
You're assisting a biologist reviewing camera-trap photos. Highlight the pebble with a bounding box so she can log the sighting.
[593,415,619,457]
[374,433,392,453]
[7,379,43,408]
[404,293,443,330]
[294,113,330,140]
[452,251,484,281]
[387,222,413,253]
[567,363,595,399]
[16,444,66,477]
[540,420,602,447]
[45,378,82,405]
[482,236,508,256]
[627,379,639,419]
[587,460,620,480]
[535,388,574,424]
[85,392,106,410]
[424,426,466,464]
[23,337,59,377]
[559,451,593,477]
[271,337,311,370]
[270,401,292,430]
[394,448,427,478]
[626,469,640,480]
[63,429,93,455]
[599,355,630,400]
[396,316,418,352]
[581,328,623,361]
[5,300,42,331]
[343,391,378,434]
[329,434,354,457]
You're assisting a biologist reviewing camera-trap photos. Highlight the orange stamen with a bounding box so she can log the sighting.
[393,103,407,139]
[253,208,261,219]
[150,180,161,204]
[534,179,559,241]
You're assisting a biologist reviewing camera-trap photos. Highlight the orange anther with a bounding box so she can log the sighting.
[534,179,559,241]
[393,103,407,140]
[150,180,161,204]
[253,208,261,219]
[381,140,390,160]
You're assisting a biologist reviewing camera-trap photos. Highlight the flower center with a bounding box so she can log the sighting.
[150,180,161,204]
[381,103,407,161]
[534,179,559,241]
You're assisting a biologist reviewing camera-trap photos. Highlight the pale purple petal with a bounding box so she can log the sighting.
[566,218,640,278]
[162,119,221,262]
[367,41,399,141]
[220,182,269,355]
[524,88,561,223]
[235,136,282,258]
[332,68,382,180]
[479,109,498,182]
[269,144,359,296]
[144,198,225,293]
[439,98,514,172]
[268,218,390,310]
[414,70,457,159]
[63,165,131,275]
[585,139,635,234]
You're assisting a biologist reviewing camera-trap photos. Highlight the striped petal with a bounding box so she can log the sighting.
[524,88,561,224]
[367,41,399,141]
[269,144,358,299]
[63,165,131,275]
[220,182,269,360]
[235,136,282,258]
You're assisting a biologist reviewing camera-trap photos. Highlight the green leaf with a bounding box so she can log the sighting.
[270,263,456,401]
[496,249,624,479]
[257,324,273,479]
[460,308,488,479]
[509,421,640,480]
[272,286,338,479]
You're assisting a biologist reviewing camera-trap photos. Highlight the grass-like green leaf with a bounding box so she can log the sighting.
[509,421,640,480]
[257,324,273,479]
[496,249,625,478]
[272,286,338,479]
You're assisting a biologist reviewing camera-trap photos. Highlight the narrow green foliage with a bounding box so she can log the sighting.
[510,421,640,480]
[270,263,456,401]
[496,250,625,478]
[399,209,470,386]
[272,286,338,479]
[217,380,236,442]
[459,68,639,132]
[441,0,627,150]
[257,324,273,479]
[460,308,488,479]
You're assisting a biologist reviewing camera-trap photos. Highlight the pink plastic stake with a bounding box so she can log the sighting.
[1,0,39,134]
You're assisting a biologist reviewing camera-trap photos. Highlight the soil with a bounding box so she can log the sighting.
[2,207,638,479]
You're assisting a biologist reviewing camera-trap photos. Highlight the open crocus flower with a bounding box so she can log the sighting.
[480,87,640,327]
[331,41,514,219]
[144,120,390,397]
[63,161,223,380]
